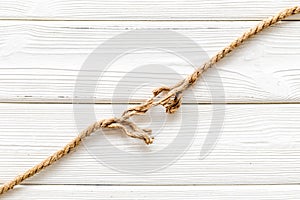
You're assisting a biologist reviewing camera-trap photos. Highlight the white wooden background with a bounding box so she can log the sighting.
[1,0,300,199]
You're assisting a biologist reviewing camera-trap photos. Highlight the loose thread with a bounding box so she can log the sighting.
[1,5,300,196]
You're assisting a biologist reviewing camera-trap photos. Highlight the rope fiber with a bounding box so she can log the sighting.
[1,5,300,196]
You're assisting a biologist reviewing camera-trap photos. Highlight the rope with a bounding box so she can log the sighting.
[1,5,300,196]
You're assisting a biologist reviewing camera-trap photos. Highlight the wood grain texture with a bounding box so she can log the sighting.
[0,0,299,20]
[0,21,300,103]
[1,1,300,198]
[1,103,300,185]
[2,185,300,200]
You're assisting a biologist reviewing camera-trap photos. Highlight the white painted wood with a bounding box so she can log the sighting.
[0,0,299,20]
[1,103,300,185]
[1,2,300,198]
[2,185,300,200]
[0,21,300,103]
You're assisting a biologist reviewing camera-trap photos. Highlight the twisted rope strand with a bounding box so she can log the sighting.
[1,5,300,196]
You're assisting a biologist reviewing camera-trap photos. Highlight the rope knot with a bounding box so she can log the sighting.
[153,86,184,114]
[160,91,183,114]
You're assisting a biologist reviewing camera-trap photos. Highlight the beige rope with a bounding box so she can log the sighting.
[1,5,300,196]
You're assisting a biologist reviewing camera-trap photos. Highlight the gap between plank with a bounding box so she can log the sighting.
[7,183,300,186]
[0,18,299,22]
[1,101,300,105]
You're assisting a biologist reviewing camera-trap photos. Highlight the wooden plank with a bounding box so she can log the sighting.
[1,103,300,185]
[0,0,299,20]
[2,185,300,200]
[0,21,300,103]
